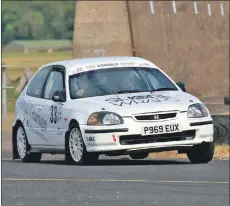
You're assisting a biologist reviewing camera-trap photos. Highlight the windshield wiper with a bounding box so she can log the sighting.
[108,90,146,94]
[105,88,177,96]
[117,90,146,94]
[151,88,178,92]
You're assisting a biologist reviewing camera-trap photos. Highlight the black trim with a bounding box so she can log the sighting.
[26,65,53,98]
[190,120,213,126]
[41,65,67,101]
[119,130,196,145]
[85,128,129,134]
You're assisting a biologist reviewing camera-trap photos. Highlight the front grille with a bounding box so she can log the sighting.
[119,130,196,145]
[135,113,177,121]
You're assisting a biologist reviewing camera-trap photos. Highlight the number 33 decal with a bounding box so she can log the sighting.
[50,105,57,124]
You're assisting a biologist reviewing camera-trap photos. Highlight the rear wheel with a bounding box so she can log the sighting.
[16,124,42,163]
[186,142,214,164]
[129,152,149,160]
[65,123,99,165]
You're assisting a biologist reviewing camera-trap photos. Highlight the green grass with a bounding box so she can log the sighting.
[2,51,72,80]
[2,51,72,112]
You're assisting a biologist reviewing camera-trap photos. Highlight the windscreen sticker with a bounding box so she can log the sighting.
[96,63,119,68]
[69,61,153,75]
[138,63,151,67]
[105,94,179,106]
[119,62,136,66]
[86,65,96,69]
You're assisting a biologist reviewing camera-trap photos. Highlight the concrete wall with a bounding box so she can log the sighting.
[72,1,229,97]
[72,1,132,57]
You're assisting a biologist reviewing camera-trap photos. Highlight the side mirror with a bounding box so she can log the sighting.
[176,82,186,92]
[52,91,65,102]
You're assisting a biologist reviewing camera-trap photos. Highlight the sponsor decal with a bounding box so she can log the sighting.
[72,67,84,74]
[105,94,179,106]
[86,136,96,146]
[119,62,136,67]
[97,63,119,68]
[139,63,151,67]
[31,128,48,142]
[30,105,47,131]
[18,98,48,142]
[85,65,96,69]
[57,127,64,135]
[26,117,48,142]
[70,61,153,75]
[18,98,30,115]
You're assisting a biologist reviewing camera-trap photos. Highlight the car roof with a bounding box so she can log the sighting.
[39,56,158,74]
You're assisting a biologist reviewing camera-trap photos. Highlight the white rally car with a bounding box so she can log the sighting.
[12,56,214,165]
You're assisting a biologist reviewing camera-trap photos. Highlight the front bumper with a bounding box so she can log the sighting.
[80,112,214,153]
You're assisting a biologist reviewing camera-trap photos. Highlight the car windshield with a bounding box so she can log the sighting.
[69,67,178,99]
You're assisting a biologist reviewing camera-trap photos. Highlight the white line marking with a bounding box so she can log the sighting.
[194,1,198,14]
[172,1,177,14]
[2,178,230,184]
[149,1,154,15]
[220,3,224,16]
[208,3,212,16]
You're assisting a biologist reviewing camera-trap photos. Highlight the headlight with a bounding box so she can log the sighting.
[187,103,209,118]
[87,112,124,125]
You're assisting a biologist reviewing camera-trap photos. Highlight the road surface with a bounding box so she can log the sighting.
[2,152,229,206]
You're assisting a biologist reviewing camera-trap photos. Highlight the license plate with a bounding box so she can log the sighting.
[142,124,181,136]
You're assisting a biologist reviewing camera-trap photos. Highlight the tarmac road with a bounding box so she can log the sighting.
[2,153,229,206]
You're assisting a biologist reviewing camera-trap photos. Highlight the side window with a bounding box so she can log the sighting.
[26,66,52,98]
[43,69,65,99]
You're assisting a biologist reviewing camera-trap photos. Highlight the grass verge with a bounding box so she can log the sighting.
[149,145,229,160]
[2,51,72,81]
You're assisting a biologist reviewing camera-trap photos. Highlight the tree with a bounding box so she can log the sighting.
[2,1,76,45]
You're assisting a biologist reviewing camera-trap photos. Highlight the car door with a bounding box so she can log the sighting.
[24,65,52,146]
[41,65,66,147]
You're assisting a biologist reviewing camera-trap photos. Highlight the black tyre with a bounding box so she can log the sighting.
[65,122,99,165]
[129,152,149,160]
[213,116,230,145]
[15,123,42,163]
[186,142,214,164]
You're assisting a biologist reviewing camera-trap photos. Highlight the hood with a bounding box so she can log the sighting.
[73,91,202,116]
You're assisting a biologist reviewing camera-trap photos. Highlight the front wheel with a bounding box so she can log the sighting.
[15,124,42,163]
[65,123,99,165]
[129,152,149,160]
[186,142,214,164]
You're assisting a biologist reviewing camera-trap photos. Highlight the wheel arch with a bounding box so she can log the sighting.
[65,119,80,152]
